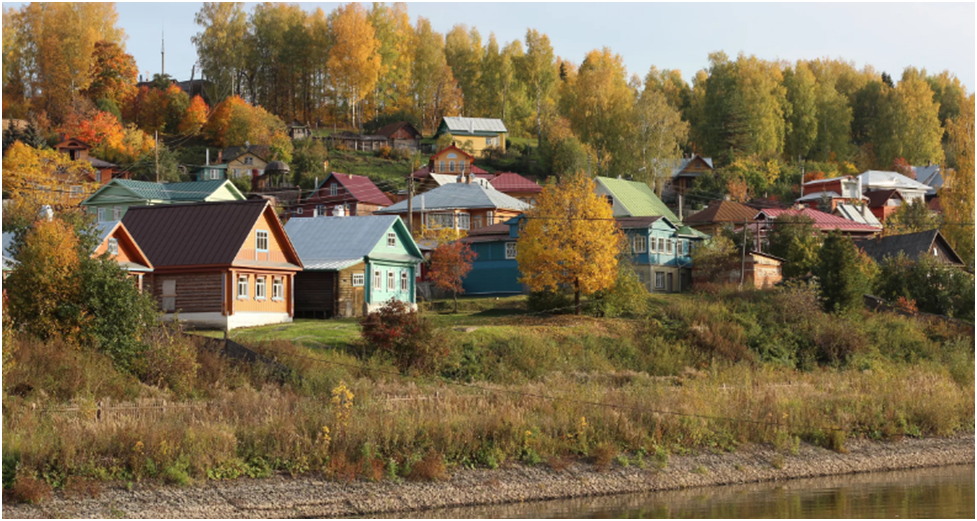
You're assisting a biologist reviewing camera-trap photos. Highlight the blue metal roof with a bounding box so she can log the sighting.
[284,215,422,271]
[2,232,16,270]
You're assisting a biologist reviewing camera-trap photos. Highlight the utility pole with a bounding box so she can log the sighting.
[407,174,414,235]
[739,218,747,287]
[678,193,684,221]
[154,131,160,183]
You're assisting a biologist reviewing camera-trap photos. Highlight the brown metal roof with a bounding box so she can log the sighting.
[685,200,757,224]
[122,200,290,268]
[865,189,902,208]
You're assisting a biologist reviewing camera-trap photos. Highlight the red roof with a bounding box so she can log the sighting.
[757,207,879,232]
[317,173,392,206]
[410,165,491,179]
[489,172,542,193]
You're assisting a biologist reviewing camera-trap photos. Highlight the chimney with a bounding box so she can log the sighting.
[218,150,223,163]
[206,148,210,166]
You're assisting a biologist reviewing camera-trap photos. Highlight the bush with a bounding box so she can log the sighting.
[803,317,867,367]
[138,322,200,398]
[587,262,648,318]
[359,300,445,374]
[526,290,575,314]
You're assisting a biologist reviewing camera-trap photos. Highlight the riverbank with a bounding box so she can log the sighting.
[5,433,973,519]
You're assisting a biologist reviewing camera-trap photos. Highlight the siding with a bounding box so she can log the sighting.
[231,272,291,313]
[295,271,336,318]
[152,272,223,314]
[235,211,292,263]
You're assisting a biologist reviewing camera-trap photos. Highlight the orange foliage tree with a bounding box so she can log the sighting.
[81,40,138,105]
[3,141,98,208]
[429,241,476,313]
[516,172,623,314]
[204,95,291,161]
[178,95,209,136]
[4,218,84,342]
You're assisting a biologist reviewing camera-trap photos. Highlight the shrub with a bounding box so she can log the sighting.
[587,261,648,318]
[11,472,51,504]
[359,300,445,374]
[804,317,867,367]
[138,323,200,398]
[816,232,872,314]
[526,290,575,314]
[407,450,446,481]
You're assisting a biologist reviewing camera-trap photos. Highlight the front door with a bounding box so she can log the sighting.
[666,273,673,293]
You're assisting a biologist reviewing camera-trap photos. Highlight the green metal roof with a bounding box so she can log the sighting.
[109,179,240,202]
[596,177,681,222]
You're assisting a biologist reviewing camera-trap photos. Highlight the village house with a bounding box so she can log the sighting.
[295,172,393,217]
[796,175,866,211]
[326,131,387,151]
[864,189,904,221]
[857,229,965,267]
[692,250,784,289]
[683,200,758,237]
[858,170,931,204]
[409,145,493,195]
[753,207,881,242]
[457,218,525,296]
[375,121,423,151]
[288,120,312,140]
[376,175,530,232]
[832,203,882,229]
[489,173,542,205]
[663,154,715,196]
[223,145,271,184]
[54,136,124,185]
[594,176,683,222]
[93,221,154,291]
[81,179,245,222]
[284,215,423,318]
[618,216,705,293]
[122,200,303,330]
[435,117,507,157]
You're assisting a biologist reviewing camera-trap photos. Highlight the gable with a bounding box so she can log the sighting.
[432,145,474,162]
[367,219,424,261]
[234,205,302,266]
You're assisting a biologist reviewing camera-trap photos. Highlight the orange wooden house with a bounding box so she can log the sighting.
[55,136,125,185]
[93,221,154,291]
[122,200,303,330]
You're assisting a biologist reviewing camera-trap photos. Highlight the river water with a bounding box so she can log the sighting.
[394,464,975,519]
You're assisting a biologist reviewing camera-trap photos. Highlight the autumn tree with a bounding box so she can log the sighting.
[633,79,689,195]
[81,40,138,107]
[4,218,84,342]
[766,214,820,279]
[429,241,477,313]
[517,29,557,147]
[517,173,623,314]
[940,93,975,267]
[328,2,381,129]
[690,234,738,284]
[783,61,818,161]
[192,2,250,103]
[368,3,413,117]
[3,141,98,209]
[445,24,484,116]
[410,18,451,132]
[178,95,209,136]
[884,199,940,236]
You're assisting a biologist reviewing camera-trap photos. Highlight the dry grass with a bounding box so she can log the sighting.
[11,474,51,504]
[408,450,447,481]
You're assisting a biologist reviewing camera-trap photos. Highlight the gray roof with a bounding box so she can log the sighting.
[915,165,943,195]
[858,170,931,192]
[2,232,17,270]
[833,204,882,228]
[857,229,963,265]
[95,221,119,244]
[441,117,507,134]
[667,155,714,178]
[284,215,422,271]
[377,182,530,214]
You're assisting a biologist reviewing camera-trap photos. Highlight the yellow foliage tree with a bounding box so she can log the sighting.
[941,93,975,266]
[4,217,83,342]
[328,2,381,129]
[516,173,623,314]
[3,141,98,209]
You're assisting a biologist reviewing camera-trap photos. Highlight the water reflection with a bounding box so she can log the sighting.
[391,464,974,519]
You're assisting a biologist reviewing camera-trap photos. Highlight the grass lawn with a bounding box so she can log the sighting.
[194,318,362,350]
[327,150,412,191]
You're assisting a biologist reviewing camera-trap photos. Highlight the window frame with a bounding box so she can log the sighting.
[97,207,107,222]
[330,183,338,196]
[296,207,304,215]
[439,160,446,172]
[400,271,409,291]
[256,230,269,252]
[237,275,249,299]
[449,160,456,172]
[387,232,397,247]
[387,270,395,291]
[107,238,119,255]
[112,206,122,221]
[633,235,647,254]
[649,235,657,253]
[654,272,665,290]
[374,269,382,290]
[272,277,283,300]
[457,213,471,230]
[352,273,365,287]
[505,242,517,260]
[255,276,266,300]
[658,237,665,253]
[666,239,673,254]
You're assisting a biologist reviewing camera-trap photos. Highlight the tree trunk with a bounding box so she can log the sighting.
[453,289,458,314]
[574,277,581,315]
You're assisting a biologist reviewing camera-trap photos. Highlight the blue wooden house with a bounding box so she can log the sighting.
[617,216,705,293]
[457,218,525,295]
[284,215,424,318]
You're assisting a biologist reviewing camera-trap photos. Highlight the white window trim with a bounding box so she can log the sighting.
[666,239,673,255]
[97,207,107,222]
[112,206,122,220]
[330,183,338,196]
[633,235,647,254]
[387,270,395,291]
[387,232,397,247]
[107,238,119,255]
[457,212,470,230]
[296,207,304,215]
[374,269,382,290]
[272,277,283,300]
[237,275,249,299]
[400,271,409,291]
[255,276,267,300]
[352,273,365,287]
[505,242,517,260]
[649,235,657,253]
[256,230,269,252]
[654,272,665,290]
[658,238,665,253]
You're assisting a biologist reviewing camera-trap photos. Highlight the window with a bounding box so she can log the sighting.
[427,213,455,229]
[449,160,456,172]
[473,216,483,229]
[243,157,253,165]
[113,206,122,220]
[237,275,249,299]
[256,230,269,252]
[97,207,107,222]
[70,185,83,195]
[387,232,397,247]
[439,160,446,172]
[401,271,409,291]
[232,168,241,178]
[374,270,382,289]
[650,235,657,253]
[459,161,466,173]
[457,213,470,230]
[666,239,673,254]
[486,136,493,146]
[330,183,338,196]
[296,207,304,215]
[107,238,119,255]
[654,272,665,290]
[316,204,326,216]
[352,273,365,287]
[255,276,266,300]
[505,242,517,260]
[162,280,176,312]
[633,235,647,254]
[486,211,494,226]
[272,278,283,300]
[387,270,395,291]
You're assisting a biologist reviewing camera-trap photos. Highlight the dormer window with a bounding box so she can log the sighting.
[256,230,269,252]
[330,183,338,196]
[387,232,397,247]
[243,157,253,165]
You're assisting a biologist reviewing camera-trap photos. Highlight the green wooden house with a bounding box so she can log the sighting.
[81,179,246,222]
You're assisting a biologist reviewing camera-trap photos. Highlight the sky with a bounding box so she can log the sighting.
[52,2,977,92]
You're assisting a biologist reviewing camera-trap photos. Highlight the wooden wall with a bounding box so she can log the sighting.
[151,272,223,314]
